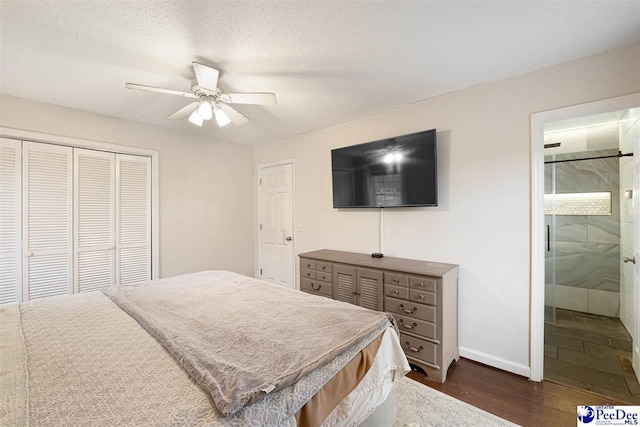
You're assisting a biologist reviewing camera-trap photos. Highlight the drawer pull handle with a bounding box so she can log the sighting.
[320,275,326,280]
[401,321,418,330]
[405,342,423,353]
[393,290,399,294]
[311,283,321,290]
[399,304,417,314]
[418,295,424,300]
[306,272,311,277]
[393,278,399,283]
[306,263,311,268]
[419,282,424,287]
[321,266,326,270]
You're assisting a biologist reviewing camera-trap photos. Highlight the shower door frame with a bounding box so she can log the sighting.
[530,92,640,382]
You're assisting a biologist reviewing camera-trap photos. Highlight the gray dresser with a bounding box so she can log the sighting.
[299,249,459,383]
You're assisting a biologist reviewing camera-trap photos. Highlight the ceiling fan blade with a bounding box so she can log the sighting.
[126,83,197,98]
[192,62,219,92]
[221,92,277,105]
[167,102,200,120]
[218,103,250,126]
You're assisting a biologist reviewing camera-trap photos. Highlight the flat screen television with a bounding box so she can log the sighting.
[331,129,437,208]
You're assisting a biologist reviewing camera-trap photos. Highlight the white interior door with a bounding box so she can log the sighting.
[23,141,73,300]
[0,138,22,304]
[258,163,294,288]
[633,130,640,382]
[116,154,151,285]
[74,148,115,293]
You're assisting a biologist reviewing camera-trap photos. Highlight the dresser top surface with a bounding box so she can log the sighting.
[299,249,458,277]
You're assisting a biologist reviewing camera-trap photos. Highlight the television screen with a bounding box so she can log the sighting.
[331,129,437,208]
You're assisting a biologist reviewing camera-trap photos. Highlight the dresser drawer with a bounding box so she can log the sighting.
[316,261,332,273]
[409,289,436,306]
[385,284,408,299]
[385,296,435,323]
[300,258,316,270]
[301,278,332,297]
[400,333,438,366]
[301,268,316,279]
[385,272,408,287]
[315,270,331,283]
[300,259,316,270]
[409,276,437,293]
[396,315,437,341]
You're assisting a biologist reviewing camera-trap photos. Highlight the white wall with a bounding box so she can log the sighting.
[254,42,640,376]
[0,94,255,278]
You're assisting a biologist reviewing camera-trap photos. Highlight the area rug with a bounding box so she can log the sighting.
[394,376,520,427]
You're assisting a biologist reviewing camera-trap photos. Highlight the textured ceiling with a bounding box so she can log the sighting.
[1,1,639,145]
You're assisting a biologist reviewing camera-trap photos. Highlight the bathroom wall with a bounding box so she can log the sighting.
[619,108,639,332]
[545,148,621,317]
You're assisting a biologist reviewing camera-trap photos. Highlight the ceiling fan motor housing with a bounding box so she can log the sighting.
[191,82,221,99]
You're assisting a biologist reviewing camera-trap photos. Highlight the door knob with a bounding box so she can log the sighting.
[285,236,292,241]
[623,256,636,264]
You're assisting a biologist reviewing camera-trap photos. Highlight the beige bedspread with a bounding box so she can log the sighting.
[102,271,392,416]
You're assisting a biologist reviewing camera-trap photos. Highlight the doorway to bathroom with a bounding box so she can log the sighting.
[537,102,640,403]
[531,94,640,404]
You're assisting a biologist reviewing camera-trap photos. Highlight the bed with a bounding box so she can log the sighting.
[1,270,410,426]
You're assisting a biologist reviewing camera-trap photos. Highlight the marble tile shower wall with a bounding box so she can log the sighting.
[545,148,620,317]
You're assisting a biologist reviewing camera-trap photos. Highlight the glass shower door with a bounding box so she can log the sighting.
[544,158,557,324]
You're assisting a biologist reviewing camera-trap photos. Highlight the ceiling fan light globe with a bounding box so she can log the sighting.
[188,110,204,127]
[214,108,231,127]
[197,100,213,120]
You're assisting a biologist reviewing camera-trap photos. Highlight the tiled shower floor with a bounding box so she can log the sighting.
[544,308,640,404]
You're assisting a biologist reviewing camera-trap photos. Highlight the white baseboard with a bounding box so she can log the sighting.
[459,346,531,378]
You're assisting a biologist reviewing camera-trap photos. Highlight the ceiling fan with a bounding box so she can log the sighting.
[126,62,276,127]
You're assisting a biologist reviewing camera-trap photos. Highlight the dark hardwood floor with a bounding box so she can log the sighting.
[407,358,630,427]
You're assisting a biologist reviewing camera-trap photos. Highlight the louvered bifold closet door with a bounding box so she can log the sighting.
[74,149,115,293]
[0,138,22,304]
[23,142,73,301]
[116,154,151,285]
